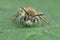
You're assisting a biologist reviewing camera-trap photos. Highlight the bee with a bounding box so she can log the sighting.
[13,6,48,26]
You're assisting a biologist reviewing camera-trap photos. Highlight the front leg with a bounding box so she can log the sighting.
[12,9,20,20]
[38,12,48,24]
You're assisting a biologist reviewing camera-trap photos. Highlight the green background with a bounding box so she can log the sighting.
[0,0,60,40]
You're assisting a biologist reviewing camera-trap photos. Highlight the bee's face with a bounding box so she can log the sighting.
[21,15,39,26]
[21,16,32,25]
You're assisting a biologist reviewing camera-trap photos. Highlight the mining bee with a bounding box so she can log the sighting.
[13,7,48,26]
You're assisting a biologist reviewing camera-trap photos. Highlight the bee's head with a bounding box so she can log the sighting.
[22,16,32,26]
[22,15,38,26]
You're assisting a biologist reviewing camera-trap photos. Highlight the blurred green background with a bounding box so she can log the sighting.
[0,0,60,40]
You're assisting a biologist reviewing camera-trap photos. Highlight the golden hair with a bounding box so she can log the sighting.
[25,7,37,17]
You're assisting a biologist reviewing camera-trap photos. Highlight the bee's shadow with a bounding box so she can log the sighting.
[16,23,44,29]
[12,20,45,29]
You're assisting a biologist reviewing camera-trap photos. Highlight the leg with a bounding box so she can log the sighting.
[38,12,48,24]
[12,8,21,20]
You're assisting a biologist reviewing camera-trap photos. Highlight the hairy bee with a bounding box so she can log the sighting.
[13,7,48,26]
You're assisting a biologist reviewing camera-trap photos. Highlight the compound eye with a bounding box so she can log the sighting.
[23,16,28,21]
